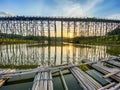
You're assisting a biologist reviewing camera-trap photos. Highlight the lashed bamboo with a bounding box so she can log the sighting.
[38,71,53,90]
[70,68,88,90]
[75,67,102,88]
[71,68,94,90]
[70,66,102,90]
[82,59,120,82]
[32,72,41,90]
[48,71,53,90]
[39,72,44,90]
[44,72,48,90]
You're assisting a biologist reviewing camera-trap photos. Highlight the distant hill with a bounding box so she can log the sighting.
[0,12,14,17]
[107,26,120,35]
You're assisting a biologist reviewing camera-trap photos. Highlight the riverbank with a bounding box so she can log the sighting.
[0,38,38,44]
[73,35,120,45]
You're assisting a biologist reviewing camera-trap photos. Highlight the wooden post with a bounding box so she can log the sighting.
[61,45,63,64]
[54,21,57,43]
[48,20,50,43]
[67,21,70,42]
[41,21,44,43]
[61,21,63,43]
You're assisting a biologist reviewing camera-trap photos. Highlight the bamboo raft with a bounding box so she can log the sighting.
[1,56,120,90]
[32,71,53,90]
[69,66,102,90]
[102,56,120,68]
[83,60,120,82]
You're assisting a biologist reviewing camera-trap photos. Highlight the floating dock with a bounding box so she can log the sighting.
[1,56,120,90]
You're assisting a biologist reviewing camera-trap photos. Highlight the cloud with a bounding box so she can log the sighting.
[107,13,120,19]
[0,11,15,17]
[50,0,104,17]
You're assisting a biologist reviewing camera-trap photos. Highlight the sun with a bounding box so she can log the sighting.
[69,32,74,38]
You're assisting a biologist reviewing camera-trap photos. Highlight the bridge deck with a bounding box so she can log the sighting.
[0,16,120,23]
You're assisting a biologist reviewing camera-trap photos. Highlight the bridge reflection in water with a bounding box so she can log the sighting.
[0,43,110,69]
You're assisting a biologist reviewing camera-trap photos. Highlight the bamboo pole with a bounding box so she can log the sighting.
[0,69,15,88]
[98,82,115,90]
[39,72,44,90]
[105,60,120,68]
[75,67,102,88]
[70,67,93,90]
[48,71,53,90]
[32,72,41,90]
[59,70,68,90]
[91,63,120,82]
[70,68,88,90]
[103,71,120,78]
[1,61,98,78]
[72,67,101,90]
[110,83,120,90]
[32,73,38,90]
[44,72,48,90]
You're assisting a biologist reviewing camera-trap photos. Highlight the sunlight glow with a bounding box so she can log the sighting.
[69,32,74,38]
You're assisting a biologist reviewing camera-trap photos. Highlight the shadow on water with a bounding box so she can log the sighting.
[0,73,35,90]
[53,69,83,90]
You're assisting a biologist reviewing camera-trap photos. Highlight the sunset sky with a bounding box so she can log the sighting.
[0,0,120,19]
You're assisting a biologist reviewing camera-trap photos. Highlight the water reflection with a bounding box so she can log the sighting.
[0,43,113,69]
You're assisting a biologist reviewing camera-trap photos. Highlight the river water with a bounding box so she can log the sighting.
[0,43,120,90]
[1,43,119,69]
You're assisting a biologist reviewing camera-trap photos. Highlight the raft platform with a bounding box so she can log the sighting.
[0,56,120,90]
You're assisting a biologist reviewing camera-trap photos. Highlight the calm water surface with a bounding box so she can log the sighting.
[0,43,120,69]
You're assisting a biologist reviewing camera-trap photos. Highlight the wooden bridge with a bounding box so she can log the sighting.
[0,16,120,42]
